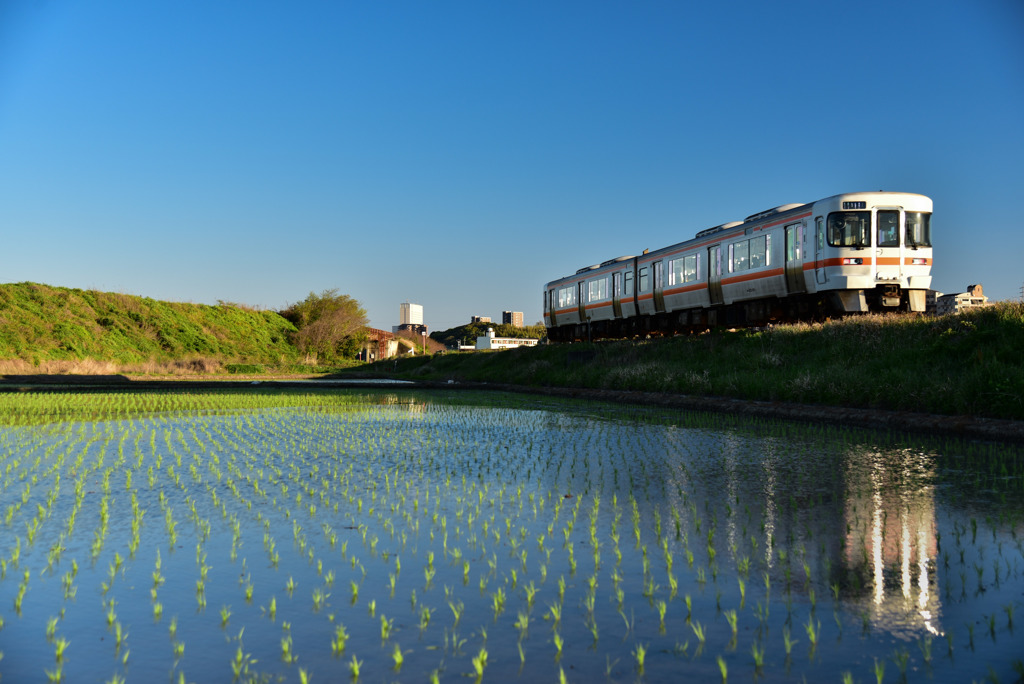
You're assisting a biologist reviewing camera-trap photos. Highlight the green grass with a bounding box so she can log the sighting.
[350,303,1024,420]
[0,282,300,365]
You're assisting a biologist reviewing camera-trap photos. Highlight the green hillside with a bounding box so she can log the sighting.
[0,282,300,365]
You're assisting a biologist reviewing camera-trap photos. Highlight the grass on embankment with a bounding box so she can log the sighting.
[350,302,1024,421]
[0,282,302,369]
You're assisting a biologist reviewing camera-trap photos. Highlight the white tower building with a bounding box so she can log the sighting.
[399,302,423,326]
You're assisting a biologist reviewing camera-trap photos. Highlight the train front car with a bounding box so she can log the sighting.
[810,192,933,313]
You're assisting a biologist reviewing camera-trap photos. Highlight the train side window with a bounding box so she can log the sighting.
[683,254,697,282]
[638,267,649,293]
[733,240,749,271]
[815,217,824,251]
[588,277,608,302]
[624,271,634,296]
[749,236,766,269]
[668,258,685,286]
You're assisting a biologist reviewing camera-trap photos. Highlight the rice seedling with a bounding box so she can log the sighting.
[873,656,885,684]
[113,622,126,653]
[54,636,70,663]
[312,588,328,613]
[391,642,405,671]
[347,654,362,681]
[514,610,530,640]
[380,614,394,641]
[546,601,562,627]
[331,624,349,657]
[633,642,647,674]
[280,631,296,664]
[751,640,765,673]
[471,645,489,680]
[217,605,231,629]
[105,598,117,628]
[891,645,911,680]
[782,625,796,658]
[524,580,538,610]
[805,616,820,653]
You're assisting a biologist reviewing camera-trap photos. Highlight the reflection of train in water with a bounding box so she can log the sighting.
[543,192,933,341]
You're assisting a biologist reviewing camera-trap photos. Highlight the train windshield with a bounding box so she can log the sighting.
[877,211,899,247]
[905,212,932,248]
[827,211,871,248]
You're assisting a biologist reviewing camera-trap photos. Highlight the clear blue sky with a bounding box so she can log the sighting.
[1,1,1022,332]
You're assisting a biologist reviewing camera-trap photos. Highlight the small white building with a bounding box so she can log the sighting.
[473,328,539,351]
[936,284,991,315]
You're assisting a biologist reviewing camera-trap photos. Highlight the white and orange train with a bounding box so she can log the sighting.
[543,191,933,342]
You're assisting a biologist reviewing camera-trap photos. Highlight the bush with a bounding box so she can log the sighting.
[225,364,266,374]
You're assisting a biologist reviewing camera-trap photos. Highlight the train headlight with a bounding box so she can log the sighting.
[911,258,927,265]
[841,258,863,265]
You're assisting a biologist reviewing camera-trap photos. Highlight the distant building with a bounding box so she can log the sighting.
[473,328,539,351]
[400,302,423,326]
[470,315,491,324]
[924,290,943,315]
[502,311,524,328]
[936,284,991,315]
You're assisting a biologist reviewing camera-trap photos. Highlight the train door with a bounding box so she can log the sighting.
[653,261,666,312]
[612,272,623,318]
[707,245,723,305]
[577,282,586,323]
[814,216,826,285]
[875,209,903,282]
[548,288,557,326]
[785,222,806,294]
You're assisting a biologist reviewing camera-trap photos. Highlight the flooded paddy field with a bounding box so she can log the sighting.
[0,389,1021,683]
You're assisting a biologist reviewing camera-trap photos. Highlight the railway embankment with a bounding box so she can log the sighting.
[339,302,1024,432]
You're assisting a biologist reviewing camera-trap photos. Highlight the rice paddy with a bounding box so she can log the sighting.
[0,389,1021,683]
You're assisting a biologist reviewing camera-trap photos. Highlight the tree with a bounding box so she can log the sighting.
[279,289,368,362]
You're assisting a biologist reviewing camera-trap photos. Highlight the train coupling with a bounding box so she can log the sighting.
[881,284,902,308]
